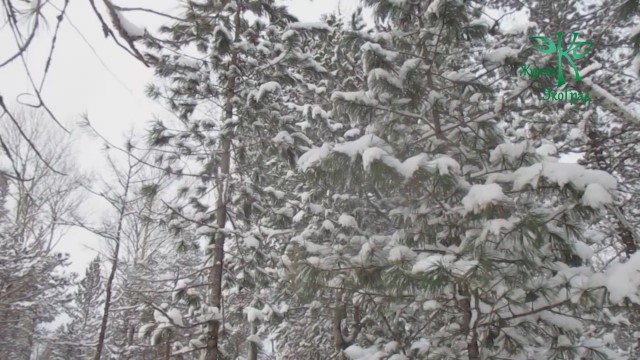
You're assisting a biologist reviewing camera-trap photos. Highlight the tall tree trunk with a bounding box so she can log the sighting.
[93,168,131,360]
[459,285,480,360]
[332,301,361,359]
[423,22,445,140]
[164,334,172,360]
[204,4,240,360]
[247,321,258,360]
[332,303,346,354]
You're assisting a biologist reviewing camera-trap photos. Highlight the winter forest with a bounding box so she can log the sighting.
[1,0,640,359]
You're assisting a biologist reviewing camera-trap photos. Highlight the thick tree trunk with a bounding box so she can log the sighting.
[247,322,258,360]
[333,303,346,353]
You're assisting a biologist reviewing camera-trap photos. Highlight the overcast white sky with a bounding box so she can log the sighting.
[0,0,367,276]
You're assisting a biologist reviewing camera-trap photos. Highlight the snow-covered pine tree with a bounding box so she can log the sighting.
[479,0,640,355]
[143,1,331,358]
[47,256,103,360]
[286,0,631,359]
[263,8,376,359]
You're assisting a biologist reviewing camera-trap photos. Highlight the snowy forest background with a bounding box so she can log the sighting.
[1,0,640,359]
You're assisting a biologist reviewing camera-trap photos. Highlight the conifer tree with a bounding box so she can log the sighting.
[47,256,103,360]
[143,1,331,358]
[283,0,630,359]
[110,180,205,360]
[480,0,640,355]
[479,0,640,256]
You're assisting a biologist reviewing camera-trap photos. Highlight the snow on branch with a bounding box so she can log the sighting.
[584,78,640,124]
[114,7,145,37]
[287,22,331,32]
[579,63,640,125]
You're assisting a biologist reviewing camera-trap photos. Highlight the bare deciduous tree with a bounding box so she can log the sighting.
[0,109,81,359]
